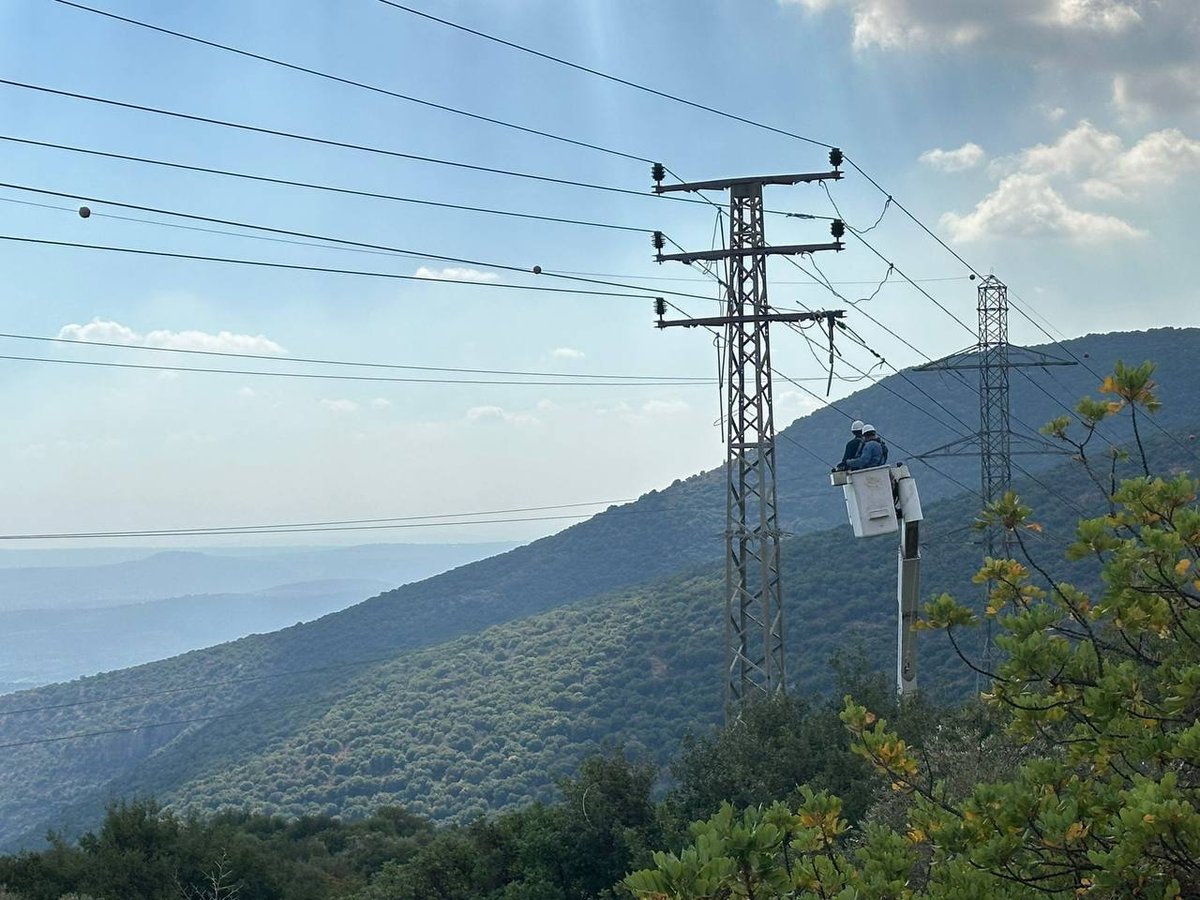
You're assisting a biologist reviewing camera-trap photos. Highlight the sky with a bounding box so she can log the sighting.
[0,0,1196,548]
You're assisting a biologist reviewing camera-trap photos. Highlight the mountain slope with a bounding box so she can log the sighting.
[0,579,390,692]
[25,428,1180,839]
[1,327,1196,848]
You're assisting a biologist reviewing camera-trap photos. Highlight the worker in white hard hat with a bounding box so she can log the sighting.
[834,419,865,471]
[846,424,885,470]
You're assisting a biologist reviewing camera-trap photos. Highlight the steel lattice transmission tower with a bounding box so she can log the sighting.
[651,158,845,720]
[917,275,1072,673]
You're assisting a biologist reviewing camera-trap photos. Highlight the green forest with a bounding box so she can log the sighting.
[0,347,1198,898]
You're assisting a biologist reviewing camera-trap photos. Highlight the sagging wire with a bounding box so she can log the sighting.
[807,252,893,307]
[822,182,892,235]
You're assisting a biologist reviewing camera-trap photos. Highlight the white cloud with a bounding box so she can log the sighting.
[941,172,1145,242]
[783,0,1143,50]
[1044,0,1141,32]
[57,319,286,355]
[944,121,1200,242]
[237,387,256,398]
[784,0,1198,116]
[465,405,538,425]
[551,347,585,360]
[370,398,392,409]
[1114,65,1200,120]
[919,142,985,172]
[413,266,499,282]
[320,399,360,414]
[641,398,689,415]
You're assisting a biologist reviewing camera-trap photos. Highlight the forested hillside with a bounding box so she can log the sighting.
[0,328,1196,850]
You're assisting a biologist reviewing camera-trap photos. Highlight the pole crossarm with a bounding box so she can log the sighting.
[654,171,842,193]
[915,431,1067,460]
[649,164,848,722]
[656,242,842,264]
[657,310,844,330]
[915,346,1075,372]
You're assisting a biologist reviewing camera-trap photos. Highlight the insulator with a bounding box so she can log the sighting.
[830,219,845,239]
[651,162,665,183]
[654,297,666,317]
[829,147,843,169]
[652,231,666,251]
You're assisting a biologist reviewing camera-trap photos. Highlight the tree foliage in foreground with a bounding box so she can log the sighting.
[626,361,1200,898]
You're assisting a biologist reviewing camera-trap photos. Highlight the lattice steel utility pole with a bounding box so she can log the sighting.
[651,156,846,720]
[916,275,1073,675]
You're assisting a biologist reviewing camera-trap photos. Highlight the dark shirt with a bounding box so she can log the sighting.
[840,436,863,466]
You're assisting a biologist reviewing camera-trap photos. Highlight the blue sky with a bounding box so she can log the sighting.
[0,0,1196,546]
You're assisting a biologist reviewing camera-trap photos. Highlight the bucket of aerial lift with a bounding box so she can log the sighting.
[830,464,897,537]
[829,463,924,539]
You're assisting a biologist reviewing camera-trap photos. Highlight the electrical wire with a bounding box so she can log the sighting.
[364,0,1191,467]
[0,78,703,204]
[0,499,649,542]
[0,135,651,234]
[374,0,835,151]
[0,234,668,301]
[0,181,723,304]
[54,0,655,165]
[0,352,711,387]
[0,331,707,383]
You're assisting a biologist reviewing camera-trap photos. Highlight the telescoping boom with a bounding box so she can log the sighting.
[830,464,923,695]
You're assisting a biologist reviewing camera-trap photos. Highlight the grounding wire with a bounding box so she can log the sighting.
[54,0,656,165]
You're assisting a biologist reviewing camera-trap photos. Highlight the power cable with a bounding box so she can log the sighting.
[365,0,1188,465]
[1006,289,1200,467]
[0,332,707,383]
[0,513,592,542]
[374,0,835,151]
[0,500,651,542]
[54,0,655,164]
[0,234,667,300]
[0,181,721,304]
[0,135,651,234]
[0,79,701,204]
[0,352,711,387]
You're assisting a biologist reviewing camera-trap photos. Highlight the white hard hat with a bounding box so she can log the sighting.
[861,424,877,434]
[851,419,864,432]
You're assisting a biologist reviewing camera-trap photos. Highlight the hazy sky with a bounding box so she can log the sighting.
[0,0,1196,547]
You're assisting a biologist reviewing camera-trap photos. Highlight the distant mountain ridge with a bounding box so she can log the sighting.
[0,542,518,611]
[0,327,1195,849]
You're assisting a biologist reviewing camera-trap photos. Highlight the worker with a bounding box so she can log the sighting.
[834,420,865,471]
[847,424,885,470]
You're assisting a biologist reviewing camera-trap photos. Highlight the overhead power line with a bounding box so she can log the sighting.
[0,351,712,387]
[0,135,651,234]
[0,498,636,541]
[0,332,707,382]
[54,0,654,165]
[0,234,667,301]
[374,0,834,151]
[0,78,680,202]
[0,181,720,303]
